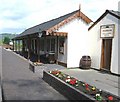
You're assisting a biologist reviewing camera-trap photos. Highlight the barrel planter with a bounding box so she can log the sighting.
[80,56,91,69]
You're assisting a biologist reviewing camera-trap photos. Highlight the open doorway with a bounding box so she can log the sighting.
[101,39,112,71]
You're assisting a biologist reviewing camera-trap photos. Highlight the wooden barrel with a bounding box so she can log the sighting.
[80,56,91,69]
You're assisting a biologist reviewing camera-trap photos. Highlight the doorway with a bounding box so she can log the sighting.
[101,39,112,71]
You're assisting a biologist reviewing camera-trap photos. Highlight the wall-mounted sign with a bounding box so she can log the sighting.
[100,24,115,38]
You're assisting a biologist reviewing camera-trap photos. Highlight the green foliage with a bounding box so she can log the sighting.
[0,40,2,45]
[3,36,10,44]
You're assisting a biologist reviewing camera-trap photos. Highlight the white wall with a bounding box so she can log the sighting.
[88,14,119,74]
[58,18,90,67]
[118,1,120,74]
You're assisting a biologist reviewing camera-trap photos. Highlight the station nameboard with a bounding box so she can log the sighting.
[100,24,115,38]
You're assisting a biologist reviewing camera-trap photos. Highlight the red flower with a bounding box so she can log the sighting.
[86,87,90,91]
[69,79,77,85]
[65,78,71,82]
[51,70,60,75]
[85,83,89,88]
[108,96,113,100]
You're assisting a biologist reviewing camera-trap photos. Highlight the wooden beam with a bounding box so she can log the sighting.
[56,36,59,61]
[44,36,47,54]
[18,40,20,52]
[33,39,36,54]
[37,37,40,62]
[12,39,14,51]
[35,39,37,54]
[50,32,68,36]
[22,39,25,53]
[77,12,92,24]
[15,40,17,52]
[27,38,31,60]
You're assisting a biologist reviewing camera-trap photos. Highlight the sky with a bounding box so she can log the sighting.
[0,0,119,34]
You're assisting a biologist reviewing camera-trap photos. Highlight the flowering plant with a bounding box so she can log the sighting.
[33,62,42,66]
[49,70,61,77]
[65,76,78,85]
[49,70,119,101]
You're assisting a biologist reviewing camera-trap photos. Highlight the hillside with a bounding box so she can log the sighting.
[0,33,16,41]
[0,33,17,45]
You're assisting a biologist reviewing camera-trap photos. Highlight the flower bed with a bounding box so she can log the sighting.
[33,62,43,66]
[29,61,43,73]
[47,70,120,101]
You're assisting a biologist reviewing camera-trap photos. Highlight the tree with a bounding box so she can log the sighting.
[3,36,10,44]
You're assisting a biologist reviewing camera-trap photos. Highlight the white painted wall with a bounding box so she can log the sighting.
[118,1,120,74]
[58,18,90,67]
[88,14,119,74]
[56,13,119,74]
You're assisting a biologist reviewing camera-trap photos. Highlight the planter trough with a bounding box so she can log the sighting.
[43,70,120,101]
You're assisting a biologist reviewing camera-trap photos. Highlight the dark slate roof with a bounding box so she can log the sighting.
[108,10,120,19]
[109,10,120,17]
[15,10,79,39]
[89,10,120,30]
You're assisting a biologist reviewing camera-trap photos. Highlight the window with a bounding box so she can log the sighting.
[46,39,50,52]
[46,38,55,52]
[31,39,34,52]
[59,37,65,54]
[51,38,55,52]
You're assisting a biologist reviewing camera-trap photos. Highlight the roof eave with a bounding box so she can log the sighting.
[88,10,109,31]
[46,11,92,34]
[88,10,120,31]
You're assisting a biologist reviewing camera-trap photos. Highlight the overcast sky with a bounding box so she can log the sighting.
[0,0,119,34]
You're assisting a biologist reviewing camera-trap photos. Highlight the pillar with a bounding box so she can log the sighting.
[37,37,40,62]
[44,36,47,54]
[56,36,59,62]
[35,39,37,55]
[12,39,14,51]
[15,40,17,52]
[22,39,25,53]
[27,38,31,60]
[18,40,20,52]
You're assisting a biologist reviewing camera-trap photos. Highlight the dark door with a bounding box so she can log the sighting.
[101,39,112,70]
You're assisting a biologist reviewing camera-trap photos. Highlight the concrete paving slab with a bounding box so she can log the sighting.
[0,46,2,102]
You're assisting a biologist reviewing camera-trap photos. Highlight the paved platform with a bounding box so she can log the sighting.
[32,62,120,97]
[2,47,68,101]
[0,46,2,102]
[2,47,119,100]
